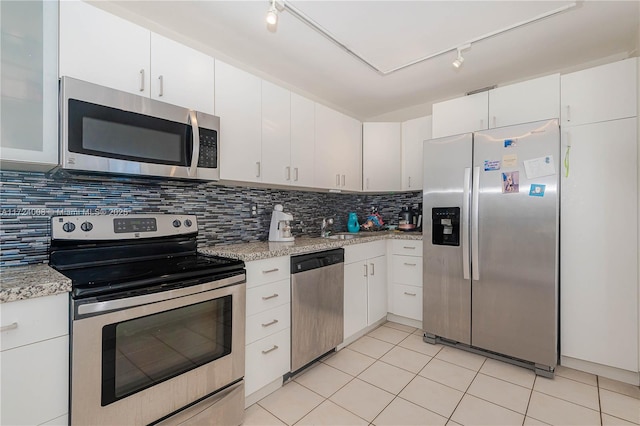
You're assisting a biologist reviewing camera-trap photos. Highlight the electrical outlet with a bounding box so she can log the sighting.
[251,204,258,217]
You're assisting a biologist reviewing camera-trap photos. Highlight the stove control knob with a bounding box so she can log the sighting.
[62,222,76,233]
[184,219,193,228]
[172,219,182,228]
[81,221,93,232]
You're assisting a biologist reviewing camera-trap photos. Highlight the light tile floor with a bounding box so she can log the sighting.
[244,322,640,426]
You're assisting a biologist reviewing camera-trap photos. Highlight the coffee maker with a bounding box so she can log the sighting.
[268,204,294,242]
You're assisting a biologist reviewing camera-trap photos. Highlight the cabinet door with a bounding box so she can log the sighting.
[244,328,290,396]
[314,103,343,189]
[340,115,363,191]
[391,284,422,321]
[432,91,488,138]
[215,60,262,183]
[560,118,638,372]
[0,0,58,171]
[401,116,432,191]
[343,262,368,340]
[561,58,637,127]
[1,336,68,425]
[261,81,291,185]
[290,93,316,187]
[150,33,214,114]
[489,74,560,128]
[363,123,401,192]
[367,256,387,325]
[59,0,150,96]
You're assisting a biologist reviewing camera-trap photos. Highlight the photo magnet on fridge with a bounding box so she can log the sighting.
[502,171,519,193]
[484,160,501,171]
[529,184,546,197]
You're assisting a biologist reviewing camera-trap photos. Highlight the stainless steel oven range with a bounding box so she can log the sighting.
[49,214,246,426]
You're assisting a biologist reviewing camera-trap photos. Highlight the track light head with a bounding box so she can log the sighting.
[452,43,471,69]
[266,1,278,25]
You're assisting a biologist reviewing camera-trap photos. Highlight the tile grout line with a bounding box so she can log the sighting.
[446,355,489,423]
[522,374,537,425]
[597,375,603,426]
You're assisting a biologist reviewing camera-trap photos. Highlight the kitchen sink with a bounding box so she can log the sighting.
[326,234,356,240]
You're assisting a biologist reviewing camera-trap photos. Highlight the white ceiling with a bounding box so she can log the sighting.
[100,1,639,121]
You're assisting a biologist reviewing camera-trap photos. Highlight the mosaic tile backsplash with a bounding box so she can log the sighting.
[0,171,421,267]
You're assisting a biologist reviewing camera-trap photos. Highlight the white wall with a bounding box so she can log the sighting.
[637,6,640,372]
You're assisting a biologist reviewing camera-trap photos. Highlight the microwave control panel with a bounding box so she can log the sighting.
[197,128,218,168]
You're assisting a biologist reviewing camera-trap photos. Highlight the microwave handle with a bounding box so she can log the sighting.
[188,110,200,177]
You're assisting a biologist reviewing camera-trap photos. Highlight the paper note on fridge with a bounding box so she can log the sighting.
[523,156,555,179]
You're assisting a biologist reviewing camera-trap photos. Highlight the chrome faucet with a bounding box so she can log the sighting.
[320,218,334,237]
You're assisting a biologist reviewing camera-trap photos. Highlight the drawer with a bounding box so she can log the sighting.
[391,284,423,321]
[390,239,423,256]
[245,328,290,396]
[392,255,423,285]
[246,256,290,288]
[1,293,69,351]
[344,240,386,264]
[246,303,290,345]
[246,279,290,316]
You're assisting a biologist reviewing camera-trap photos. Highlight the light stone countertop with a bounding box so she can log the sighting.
[0,264,72,303]
[199,231,423,261]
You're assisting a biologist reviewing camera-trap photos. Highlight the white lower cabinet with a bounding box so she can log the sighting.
[343,241,387,341]
[243,256,291,398]
[388,240,423,322]
[0,293,69,425]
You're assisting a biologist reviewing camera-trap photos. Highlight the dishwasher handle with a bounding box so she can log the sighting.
[291,248,344,274]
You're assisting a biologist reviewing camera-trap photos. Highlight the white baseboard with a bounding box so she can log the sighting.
[337,317,388,350]
[244,378,283,408]
[561,356,640,386]
[386,313,422,329]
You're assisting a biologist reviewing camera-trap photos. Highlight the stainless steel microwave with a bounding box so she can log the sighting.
[59,77,219,181]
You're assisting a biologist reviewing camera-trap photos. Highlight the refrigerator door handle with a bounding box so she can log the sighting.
[462,167,471,280]
[472,166,480,281]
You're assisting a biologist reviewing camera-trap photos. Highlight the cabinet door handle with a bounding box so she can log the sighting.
[139,69,145,92]
[403,246,416,250]
[566,105,571,122]
[492,116,496,128]
[262,345,279,354]
[256,161,261,177]
[408,176,411,188]
[366,178,370,190]
[404,262,417,266]
[404,292,417,296]
[286,166,291,181]
[261,319,279,327]
[370,263,375,276]
[158,75,164,97]
[294,167,299,181]
[0,322,18,332]
[363,264,368,277]
[336,174,340,187]
[341,174,346,187]
[480,118,484,129]
[262,293,279,300]
[262,268,279,274]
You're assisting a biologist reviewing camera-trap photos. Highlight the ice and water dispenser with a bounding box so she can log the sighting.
[431,207,460,246]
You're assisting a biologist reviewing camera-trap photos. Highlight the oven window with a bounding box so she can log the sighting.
[101,296,232,406]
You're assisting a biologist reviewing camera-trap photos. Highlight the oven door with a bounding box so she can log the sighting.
[70,276,245,426]
[60,76,219,181]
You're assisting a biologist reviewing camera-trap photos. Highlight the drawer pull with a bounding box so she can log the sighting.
[262,293,279,300]
[403,246,416,249]
[261,319,279,327]
[262,345,279,354]
[262,268,279,274]
[0,322,18,332]
[404,263,417,266]
[404,292,417,296]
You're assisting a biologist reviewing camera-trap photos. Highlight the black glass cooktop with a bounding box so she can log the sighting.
[54,254,244,299]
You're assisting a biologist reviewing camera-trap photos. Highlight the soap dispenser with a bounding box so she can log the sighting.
[347,212,360,233]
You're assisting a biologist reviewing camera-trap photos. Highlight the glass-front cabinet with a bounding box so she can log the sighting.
[0,0,58,171]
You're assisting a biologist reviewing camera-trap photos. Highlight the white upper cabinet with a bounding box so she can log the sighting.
[0,0,58,171]
[150,33,214,114]
[215,60,262,183]
[290,93,316,187]
[59,0,151,95]
[363,122,401,192]
[314,103,362,191]
[60,1,215,114]
[432,91,488,138]
[401,116,432,191]
[561,58,637,127]
[489,74,560,128]
[261,81,291,185]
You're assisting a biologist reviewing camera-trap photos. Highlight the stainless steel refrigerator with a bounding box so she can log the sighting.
[422,119,559,376]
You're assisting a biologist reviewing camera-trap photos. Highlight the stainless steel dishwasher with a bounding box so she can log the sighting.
[290,248,344,372]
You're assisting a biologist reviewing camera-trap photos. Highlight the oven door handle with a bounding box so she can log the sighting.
[75,273,245,318]
[188,110,200,177]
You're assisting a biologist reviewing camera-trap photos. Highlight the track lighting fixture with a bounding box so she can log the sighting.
[452,43,471,69]
[266,0,278,25]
